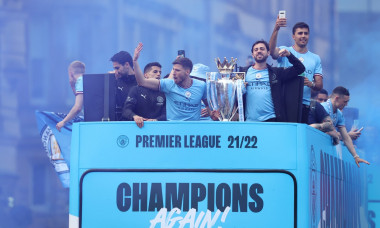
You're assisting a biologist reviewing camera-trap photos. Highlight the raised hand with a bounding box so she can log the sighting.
[275,16,287,29]
[133,42,143,62]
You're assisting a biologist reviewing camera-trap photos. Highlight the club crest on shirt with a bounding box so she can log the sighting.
[185,91,191,99]
[255,73,262,79]
[299,57,304,63]
[157,96,164,103]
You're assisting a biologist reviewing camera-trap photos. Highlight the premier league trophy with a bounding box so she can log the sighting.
[207,57,245,121]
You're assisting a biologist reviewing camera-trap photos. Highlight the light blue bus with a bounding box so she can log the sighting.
[69,121,367,227]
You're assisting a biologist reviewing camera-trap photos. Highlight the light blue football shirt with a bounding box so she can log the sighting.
[321,99,345,127]
[75,76,83,94]
[160,78,206,121]
[245,67,275,121]
[277,46,323,105]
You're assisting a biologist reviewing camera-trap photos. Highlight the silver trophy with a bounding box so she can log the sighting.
[207,57,245,121]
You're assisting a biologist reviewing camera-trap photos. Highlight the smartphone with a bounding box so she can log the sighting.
[279,10,286,19]
[178,50,185,58]
[352,119,359,130]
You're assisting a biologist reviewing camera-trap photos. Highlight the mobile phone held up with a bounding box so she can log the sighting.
[279,10,286,19]
[178,50,185,58]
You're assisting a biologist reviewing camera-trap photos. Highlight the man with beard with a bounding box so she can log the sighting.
[110,51,138,120]
[122,62,166,128]
[269,20,323,123]
[132,42,212,121]
[321,86,370,167]
[244,40,305,122]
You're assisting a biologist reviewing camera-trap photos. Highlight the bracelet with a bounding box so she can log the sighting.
[353,155,360,159]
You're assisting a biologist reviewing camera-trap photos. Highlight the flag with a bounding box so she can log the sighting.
[35,111,83,188]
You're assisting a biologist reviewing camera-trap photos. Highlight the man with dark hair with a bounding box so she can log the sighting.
[269,19,323,124]
[314,88,328,103]
[243,40,305,122]
[251,40,270,53]
[143,62,161,74]
[122,62,166,128]
[110,51,134,79]
[172,57,193,73]
[132,42,210,121]
[110,51,137,120]
[321,86,370,167]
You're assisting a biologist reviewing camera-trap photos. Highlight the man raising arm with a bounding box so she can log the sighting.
[133,42,210,121]
[269,18,323,123]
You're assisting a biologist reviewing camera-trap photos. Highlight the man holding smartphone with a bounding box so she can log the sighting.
[321,86,370,167]
[313,89,362,140]
[178,50,185,58]
[269,12,323,124]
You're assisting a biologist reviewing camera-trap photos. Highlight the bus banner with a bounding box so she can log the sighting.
[80,170,296,228]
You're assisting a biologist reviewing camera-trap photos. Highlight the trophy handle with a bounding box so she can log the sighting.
[209,101,216,112]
